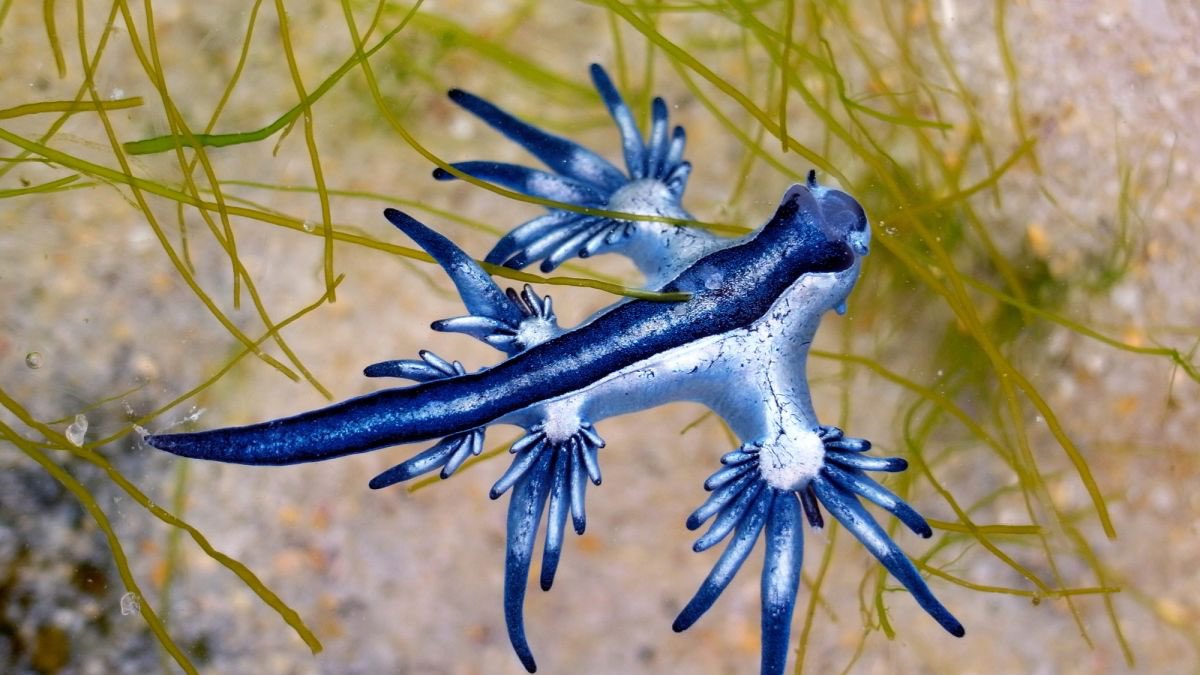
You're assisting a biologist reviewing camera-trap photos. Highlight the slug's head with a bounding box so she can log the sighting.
[805,170,870,257]
[752,174,870,318]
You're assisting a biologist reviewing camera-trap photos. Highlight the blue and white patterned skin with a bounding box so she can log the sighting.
[146,65,962,675]
[436,64,724,286]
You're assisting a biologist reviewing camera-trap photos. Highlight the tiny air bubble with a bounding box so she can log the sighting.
[66,414,89,446]
[120,592,140,616]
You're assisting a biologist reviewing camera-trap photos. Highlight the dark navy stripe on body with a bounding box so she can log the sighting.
[147,187,852,465]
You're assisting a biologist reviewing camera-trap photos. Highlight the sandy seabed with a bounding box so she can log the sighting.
[2,1,1198,673]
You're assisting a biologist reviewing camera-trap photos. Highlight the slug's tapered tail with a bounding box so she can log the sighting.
[144,377,504,465]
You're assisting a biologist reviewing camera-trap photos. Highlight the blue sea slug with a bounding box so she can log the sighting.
[146,65,962,674]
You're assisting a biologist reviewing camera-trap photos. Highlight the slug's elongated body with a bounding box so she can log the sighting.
[149,186,851,466]
[147,66,962,674]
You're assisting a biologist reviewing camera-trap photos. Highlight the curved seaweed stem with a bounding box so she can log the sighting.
[120,2,414,156]
[4,1,300,382]
[602,0,844,183]
[0,384,325,655]
[0,127,683,302]
[0,0,124,186]
[113,0,334,398]
[826,2,1031,313]
[0,423,198,673]
[94,276,345,450]
[42,0,66,77]
[777,0,794,152]
[994,0,1040,174]
[140,0,331,369]
[0,172,78,197]
[119,9,739,235]
[0,97,143,119]
[272,0,336,300]
[0,276,341,659]
[158,459,188,624]
[960,275,1200,383]
[127,0,244,306]
[88,0,330,397]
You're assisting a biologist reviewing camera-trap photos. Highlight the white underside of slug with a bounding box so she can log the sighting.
[498,260,860,490]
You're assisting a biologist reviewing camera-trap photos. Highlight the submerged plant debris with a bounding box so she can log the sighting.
[1,1,1197,673]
